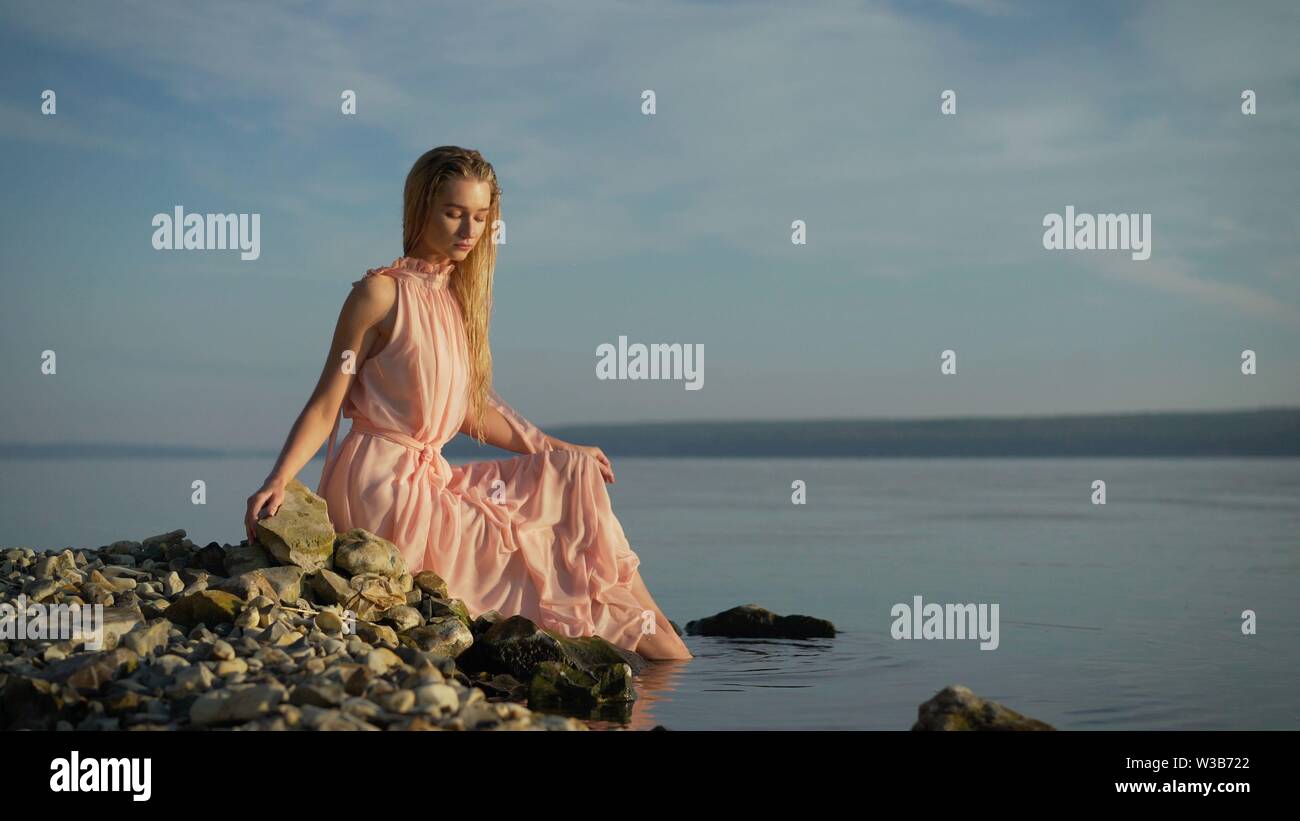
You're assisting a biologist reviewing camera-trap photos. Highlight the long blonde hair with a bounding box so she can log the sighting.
[402,146,500,443]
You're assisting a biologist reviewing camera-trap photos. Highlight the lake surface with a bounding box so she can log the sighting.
[2,456,1296,730]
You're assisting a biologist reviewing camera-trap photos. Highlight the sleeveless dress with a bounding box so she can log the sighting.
[315,256,647,652]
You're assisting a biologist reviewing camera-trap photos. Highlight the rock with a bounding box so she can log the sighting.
[426,597,472,630]
[98,604,146,650]
[343,573,408,620]
[340,696,384,720]
[79,582,113,606]
[196,543,228,575]
[215,658,248,677]
[413,570,449,598]
[381,605,422,632]
[400,617,473,658]
[35,550,78,579]
[251,479,335,571]
[141,530,185,550]
[179,578,209,597]
[223,566,306,604]
[89,569,135,594]
[395,648,455,679]
[380,690,416,713]
[299,704,379,731]
[164,664,216,699]
[122,618,172,658]
[41,647,141,693]
[290,681,346,708]
[912,685,1055,731]
[463,615,646,680]
[413,683,459,715]
[685,603,836,639]
[162,590,243,627]
[314,611,344,633]
[356,622,398,647]
[334,529,404,579]
[363,647,404,675]
[159,572,185,597]
[553,634,648,677]
[308,568,352,605]
[461,615,564,679]
[223,543,273,577]
[23,578,61,602]
[190,683,286,726]
[469,610,504,638]
[528,659,636,710]
[473,673,528,701]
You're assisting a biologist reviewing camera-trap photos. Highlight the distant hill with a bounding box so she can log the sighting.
[2,408,1296,460]
[447,407,1300,459]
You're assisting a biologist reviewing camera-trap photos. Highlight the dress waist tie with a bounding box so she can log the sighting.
[349,415,453,486]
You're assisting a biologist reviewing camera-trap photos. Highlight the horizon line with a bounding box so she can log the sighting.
[1,404,1295,459]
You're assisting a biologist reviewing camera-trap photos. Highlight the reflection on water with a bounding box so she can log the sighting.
[584,635,860,731]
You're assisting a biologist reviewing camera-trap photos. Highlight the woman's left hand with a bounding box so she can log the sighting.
[554,442,614,483]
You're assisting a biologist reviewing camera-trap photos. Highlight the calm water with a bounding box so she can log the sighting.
[2,457,1297,730]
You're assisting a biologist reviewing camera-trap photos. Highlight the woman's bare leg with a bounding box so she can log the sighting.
[627,570,692,660]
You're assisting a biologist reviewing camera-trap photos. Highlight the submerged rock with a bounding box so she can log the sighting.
[685,603,836,639]
[912,685,1055,731]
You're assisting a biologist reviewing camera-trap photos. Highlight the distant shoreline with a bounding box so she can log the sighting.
[3,407,1296,459]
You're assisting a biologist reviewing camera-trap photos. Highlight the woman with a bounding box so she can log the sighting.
[245,146,692,661]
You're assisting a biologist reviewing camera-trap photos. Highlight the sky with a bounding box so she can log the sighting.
[1,0,1297,449]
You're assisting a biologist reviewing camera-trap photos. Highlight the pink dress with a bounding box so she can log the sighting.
[315,256,647,652]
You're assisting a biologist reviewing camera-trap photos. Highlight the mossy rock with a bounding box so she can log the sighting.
[460,614,646,680]
[254,478,335,571]
[162,590,244,628]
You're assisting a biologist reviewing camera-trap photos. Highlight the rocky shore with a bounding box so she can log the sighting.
[0,479,656,731]
[0,479,1053,731]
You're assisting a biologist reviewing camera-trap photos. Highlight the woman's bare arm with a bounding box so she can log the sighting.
[459,401,541,453]
[458,391,616,483]
[245,276,396,540]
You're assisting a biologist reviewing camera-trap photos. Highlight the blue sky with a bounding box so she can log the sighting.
[1,0,1297,448]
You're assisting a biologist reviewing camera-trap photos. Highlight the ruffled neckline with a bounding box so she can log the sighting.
[370,256,456,288]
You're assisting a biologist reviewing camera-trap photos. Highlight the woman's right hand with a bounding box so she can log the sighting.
[245,478,287,544]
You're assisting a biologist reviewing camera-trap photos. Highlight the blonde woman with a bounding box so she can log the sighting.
[245,146,692,661]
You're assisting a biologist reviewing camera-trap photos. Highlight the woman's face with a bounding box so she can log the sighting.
[417,177,492,263]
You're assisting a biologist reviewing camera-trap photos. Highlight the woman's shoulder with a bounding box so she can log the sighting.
[345,265,399,314]
[352,258,413,286]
